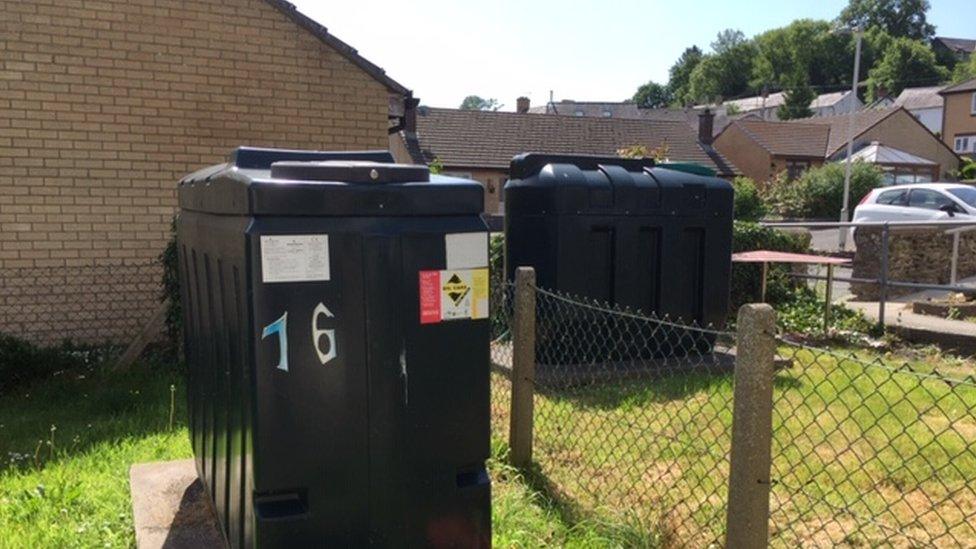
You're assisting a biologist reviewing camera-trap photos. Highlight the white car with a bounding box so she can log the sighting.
[852,183,976,223]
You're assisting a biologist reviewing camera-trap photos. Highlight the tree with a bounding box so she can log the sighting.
[632,81,672,108]
[867,36,948,99]
[459,95,502,111]
[838,0,935,41]
[952,53,976,83]
[777,72,816,120]
[687,32,757,104]
[668,46,704,105]
[751,20,851,93]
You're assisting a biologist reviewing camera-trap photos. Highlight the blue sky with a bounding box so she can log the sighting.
[291,0,972,109]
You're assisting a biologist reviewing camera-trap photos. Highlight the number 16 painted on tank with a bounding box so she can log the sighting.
[261,302,338,372]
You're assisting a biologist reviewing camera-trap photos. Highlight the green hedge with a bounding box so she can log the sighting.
[732,176,767,221]
[764,162,883,220]
[0,335,106,395]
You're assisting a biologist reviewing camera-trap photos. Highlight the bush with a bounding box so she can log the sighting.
[159,218,181,351]
[731,176,767,221]
[730,221,810,312]
[777,290,873,335]
[764,161,883,220]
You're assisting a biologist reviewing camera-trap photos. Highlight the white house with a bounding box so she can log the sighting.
[892,86,945,135]
[713,90,862,121]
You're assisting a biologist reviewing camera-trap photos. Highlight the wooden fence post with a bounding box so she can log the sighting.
[726,303,777,549]
[509,267,536,468]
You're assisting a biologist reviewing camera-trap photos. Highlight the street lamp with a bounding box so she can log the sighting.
[835,24,864,249]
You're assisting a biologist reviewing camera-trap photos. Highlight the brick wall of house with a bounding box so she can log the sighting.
[854,109,960,178]
[713,125,774,183]
[0,0,396,343]
[942,90,976,159]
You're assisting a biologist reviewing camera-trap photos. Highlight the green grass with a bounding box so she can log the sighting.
[489,343,976,547]
[0,367,190,548]
[0,365,646,548]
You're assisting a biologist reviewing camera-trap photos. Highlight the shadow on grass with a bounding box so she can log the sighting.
[536,366,735,411]
[0,358,185,473]
[514,459,661,547]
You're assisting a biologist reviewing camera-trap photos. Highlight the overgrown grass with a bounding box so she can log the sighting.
[490,343,976,547]
[0,365,643,548]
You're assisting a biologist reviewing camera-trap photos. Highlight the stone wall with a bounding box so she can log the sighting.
[851,227,976,300]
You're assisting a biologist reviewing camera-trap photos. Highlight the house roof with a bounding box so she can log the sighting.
[405,108,738,176]
[718,91,852,113]
[940,78,976,95]
[934,37,976,55]
[786,107,901,156]
[263,0,409,96]
[849,142,936,165]
[729,118,830,157]
[893,86,945,110]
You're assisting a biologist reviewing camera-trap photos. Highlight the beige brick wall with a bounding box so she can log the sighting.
[713,125,774,183]
[856,109,960,179]
[942,91,976,159]
[0,0,397,343]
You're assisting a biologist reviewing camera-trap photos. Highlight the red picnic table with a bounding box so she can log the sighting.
[732,250,851,332]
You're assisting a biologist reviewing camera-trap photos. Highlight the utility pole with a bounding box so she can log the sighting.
[838,25,863,249]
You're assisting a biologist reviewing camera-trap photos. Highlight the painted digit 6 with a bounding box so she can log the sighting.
[312,303,337,365]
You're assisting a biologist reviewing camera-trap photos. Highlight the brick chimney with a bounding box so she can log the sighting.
[698,108,714,145]
[516,96,530,114]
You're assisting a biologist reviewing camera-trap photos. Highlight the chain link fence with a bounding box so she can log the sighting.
[491,275,737,545]
[0,260,162,346]
[770,341,976,547]
[491,268,976,547]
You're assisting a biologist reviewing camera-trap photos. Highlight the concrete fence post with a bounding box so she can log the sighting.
[726,303,777,549]
[509,266,536,468]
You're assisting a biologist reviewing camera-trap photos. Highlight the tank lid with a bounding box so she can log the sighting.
[270,160,430,184]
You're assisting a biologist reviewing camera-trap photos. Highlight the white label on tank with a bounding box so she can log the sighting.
[260,234,330,283]
[445,232,488,270]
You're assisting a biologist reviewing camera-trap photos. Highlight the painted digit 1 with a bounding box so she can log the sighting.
[261,312,288,372]
[312,303,337,365]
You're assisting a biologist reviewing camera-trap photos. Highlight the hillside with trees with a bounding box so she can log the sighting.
[633,0,964,110]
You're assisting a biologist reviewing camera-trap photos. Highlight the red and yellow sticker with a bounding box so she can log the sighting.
[419,268,489,324]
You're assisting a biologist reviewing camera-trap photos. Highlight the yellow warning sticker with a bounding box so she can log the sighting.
[471,268,488,319]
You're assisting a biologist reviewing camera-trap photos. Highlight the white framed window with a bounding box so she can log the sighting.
[971,92,976,115]
[955,135,974,153]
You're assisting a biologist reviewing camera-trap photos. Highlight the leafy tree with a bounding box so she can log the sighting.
[777,71,816,120]
[459,95,502,111]
[687,36,757,105]
[837,0,935,41]
[711,29,747,54]
[952,54,976,83]
[866,36,948,99]
[667,46,704,106]
[632,81,672,108]
[731,177,767,221]
[751,20,851,93]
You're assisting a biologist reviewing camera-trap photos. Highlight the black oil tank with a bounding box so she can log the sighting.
[504,153,733,362]
[177,147,491,547]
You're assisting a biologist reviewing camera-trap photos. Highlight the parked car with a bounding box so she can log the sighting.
[852,183,976,223]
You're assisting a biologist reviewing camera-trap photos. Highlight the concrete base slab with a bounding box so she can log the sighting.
[129,459,225,549]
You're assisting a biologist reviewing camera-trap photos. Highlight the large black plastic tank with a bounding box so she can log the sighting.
[177,147,491,547]
[504,153,733,363]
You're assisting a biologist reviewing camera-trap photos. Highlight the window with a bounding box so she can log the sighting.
[602,110,612,117]
[908,189,954,210]
[948,187,976,208]
[955,135,972,153]
[971,92,976,115]
[574,110,584,117]
[876,189,908,206]
[785,159,811,180]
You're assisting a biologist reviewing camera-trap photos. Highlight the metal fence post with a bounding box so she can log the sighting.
[878,223,889,330]
[509,266,536,468]
[726,303,777,549]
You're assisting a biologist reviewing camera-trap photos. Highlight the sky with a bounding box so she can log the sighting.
[291,0,972,110]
